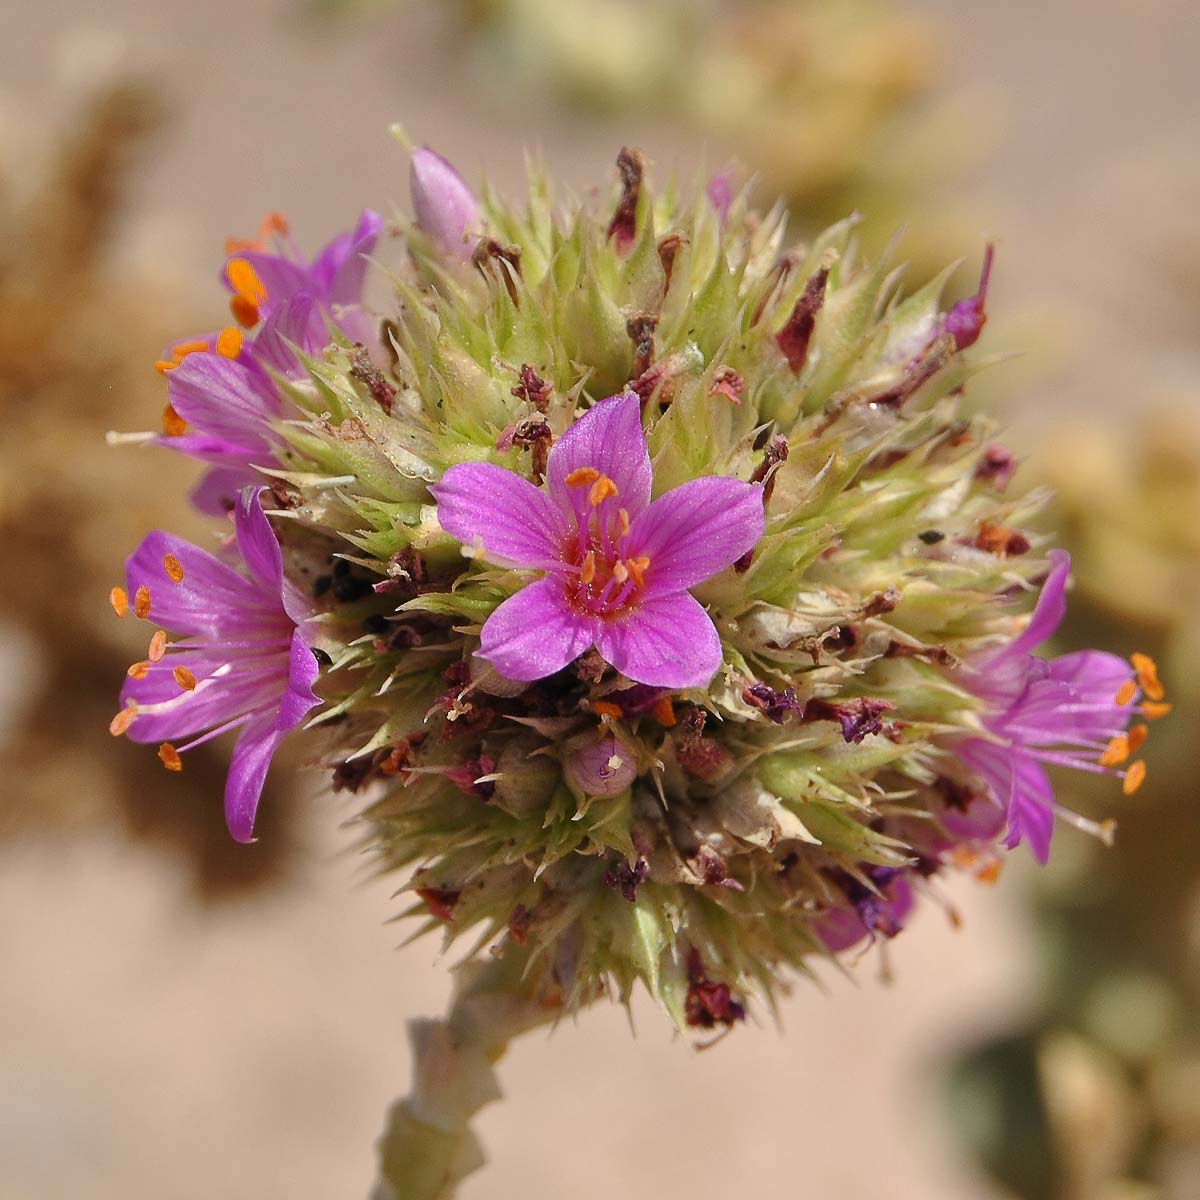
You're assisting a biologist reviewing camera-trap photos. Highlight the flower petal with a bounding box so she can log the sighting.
[120,652,282,742]
[224,251,309,311]
[995,549,1070,661]
[312,208,383,303]
[224,712,288,843]
[125,530,269,637]
[960,737,1055,863]
[595,590,723,689]
[235,487,284,596]
[1046,648,1134,694]
[626,476,764,596]
[277,628,322,730]
[477,577,596,681]
[190,466,260,516]
[252,292,329,375]
[166,352,279,454]
[432,463,569,569]
[547,393,653,519]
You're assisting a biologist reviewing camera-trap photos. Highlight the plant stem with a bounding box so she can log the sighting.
[371,945,562,1200]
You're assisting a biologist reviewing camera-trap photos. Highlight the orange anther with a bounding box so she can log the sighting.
[627,555,650,589]
[126,661,151,680]
[148,630,168,662]
[173,666,197,691]
[612,560,630,584]
[1141,701,1172,720]
[592,701,623,720]
[230,295,261,329]
[652,696,677,727]
[216,326,244,359]
[1122,760,1146,795]
[580,551,596,586]
[565,467,600,488]
[260,211,290,238]
[158,742,183,772]
[588,475,618,507]
[162,404,187,437]
[1130,652,1164,701]
[224,236,258,256]
[1098,735,1130,768]
[109,706,137,737]
[227,257,267,305]
[163,554,185,584]
[134,586,151,619]
[109,586,129,618]
[172,339,209,360]
[975,858,1004,885]
[154,359,178,375]
[950,847,979,869]
[618,508,631,536]
[1128,724,1148,753]
[1115,679,1138,707]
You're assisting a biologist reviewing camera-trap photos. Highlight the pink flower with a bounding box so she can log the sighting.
[431,393,764,688]
[159,211,383,513]
[115,488,320,842]
[956,551,1142,863]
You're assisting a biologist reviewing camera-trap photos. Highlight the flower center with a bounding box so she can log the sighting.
[562,467,651,618]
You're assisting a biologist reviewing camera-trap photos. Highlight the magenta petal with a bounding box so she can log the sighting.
[433,463,569,569]
[1004,751,1056,863]
[1046,648,1133,693]
[252,293,329,375]
[627,476,764,596]
[224,712,287,843]
[122,663,284,745]
[547,393,653,519]
[410,148,479,262]
[313,208,383,303]
[225,251,309,310]
[234,487,284,596]
[960,737,1055,863]
[166,353,279,453]
[595,591,723,689]
[995,550,1071,661]
[477,577,596,681]
[816,878,914,953]
[190,466,260,516]
[278,629,322,729]
[125,531,267,637]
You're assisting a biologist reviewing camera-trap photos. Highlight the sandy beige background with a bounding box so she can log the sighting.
[1,1,1197,1197]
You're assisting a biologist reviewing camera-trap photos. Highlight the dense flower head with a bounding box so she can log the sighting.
[110,141,1164,1029]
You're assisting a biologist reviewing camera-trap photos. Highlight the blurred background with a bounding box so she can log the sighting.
[1,1,1197,1197]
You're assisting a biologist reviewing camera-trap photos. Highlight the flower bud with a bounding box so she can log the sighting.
[564,735,636,797]
[469,652,528,698]
[410,147,479,262]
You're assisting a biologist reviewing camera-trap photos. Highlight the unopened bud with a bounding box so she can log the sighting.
[410,147,480,262]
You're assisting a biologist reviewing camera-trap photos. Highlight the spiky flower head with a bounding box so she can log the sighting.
[110,142,1164,1032]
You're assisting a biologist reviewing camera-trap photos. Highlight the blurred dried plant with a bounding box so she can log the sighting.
[946,410,1200,1199]
[0,76,300,897]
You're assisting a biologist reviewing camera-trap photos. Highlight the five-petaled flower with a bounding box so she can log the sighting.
[113,487,321,842]
[954,550,1155,863]
[432,393,764,689]
[158,210,382,512]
